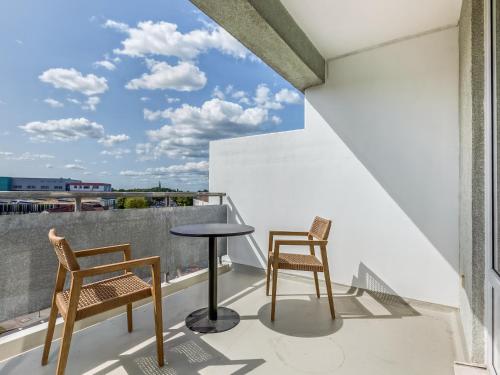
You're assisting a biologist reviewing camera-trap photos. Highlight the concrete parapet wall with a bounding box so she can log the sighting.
[0,205,227,321]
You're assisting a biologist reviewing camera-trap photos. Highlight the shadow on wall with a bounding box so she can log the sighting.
[349,262,420,317]
[305,28,459,274]
[226,197,267,268]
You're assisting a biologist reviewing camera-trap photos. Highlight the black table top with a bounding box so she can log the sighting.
[170,223,254,238]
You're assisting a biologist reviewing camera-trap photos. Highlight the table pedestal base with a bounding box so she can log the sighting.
[185,307,240,333]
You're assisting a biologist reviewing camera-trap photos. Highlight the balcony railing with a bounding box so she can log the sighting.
[0,191,226,212]
[0,193,227,325]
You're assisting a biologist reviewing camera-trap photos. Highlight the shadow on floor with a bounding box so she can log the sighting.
[0,264,422,374]
[240,262,420,338]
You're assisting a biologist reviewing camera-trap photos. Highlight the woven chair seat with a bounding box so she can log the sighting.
[57,273,152,320]
[270,252,324,272]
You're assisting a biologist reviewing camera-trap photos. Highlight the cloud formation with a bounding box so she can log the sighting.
[82,96,100,111]
[39,68,108,96]
[98,134,130,147]
[105,20,249,60]
[126,60,206,91]
[100,148,131,159]
[19,118,105,142]
[93,60,116,71]
[0,151,55,160]
[275,88,301,104]
[139,98,268,159]
[44,98,64,108]
[64,163,86,170]
[120,161,208,183]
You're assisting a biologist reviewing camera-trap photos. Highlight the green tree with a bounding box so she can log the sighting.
[115,197,125,209]
[124,197,148,209]
[173,197,193,206]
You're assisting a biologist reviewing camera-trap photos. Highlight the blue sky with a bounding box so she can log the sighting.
[0,0,304,190]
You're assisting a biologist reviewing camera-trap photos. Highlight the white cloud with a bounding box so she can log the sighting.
[275,88,301,104]
[93,60,116,71]
[126,60,206,91]
[239,97,251,105]
[166,97,180,104]
[67,98,81,105]
[98,134,130,147]
[271,115,282,124]
[19,118,105,142]
[64,163,86,170]
[140,98,268,159]
[140,96,150,102]
[120,161,208,180]
[39,68,108,96]
[100,148,131,159]
[82,96,100,111]
[143,108,165,122]
[106,20,249,60]
[45,163,53,168]
[212,86,225,100]
[0,151,55,161]
[103,19,130,33]
[232,90,246,99]
[254,84,283,110]
[44,98,64,108]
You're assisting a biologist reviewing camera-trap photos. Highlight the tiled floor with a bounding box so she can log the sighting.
[0,265,462,374]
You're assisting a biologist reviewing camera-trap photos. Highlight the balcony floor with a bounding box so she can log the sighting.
[0,265,462,375]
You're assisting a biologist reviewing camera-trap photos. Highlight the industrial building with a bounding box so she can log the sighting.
[0,177,111,192]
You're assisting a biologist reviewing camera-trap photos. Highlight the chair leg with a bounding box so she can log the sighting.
[56,275,82,375]
[127,303,133,333]
[42,264,67,366]
[151,263,164,367]
[313,272,320,298]
[266,255,272,296]
[271,266,279,321]
[321,247,335,319]
[42,303,59,365]
[56,314,76,375]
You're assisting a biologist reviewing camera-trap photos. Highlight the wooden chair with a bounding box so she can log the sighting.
[42,229,164,375]
[266,216,335,321]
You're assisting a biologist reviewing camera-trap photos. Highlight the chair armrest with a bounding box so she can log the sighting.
[74,256,160,278]
[268,231,309,253]
[272,239,327,259]
[74,244,131,258]
[269,231,309,236]
[274,239,327,247]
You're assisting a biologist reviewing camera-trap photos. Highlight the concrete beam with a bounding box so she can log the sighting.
[190,0,325,91]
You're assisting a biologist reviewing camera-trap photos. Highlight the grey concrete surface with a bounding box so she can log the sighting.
[0,266,462,374]
[189,0,325,91]
[458,0,485,363]
[0,205,227,321]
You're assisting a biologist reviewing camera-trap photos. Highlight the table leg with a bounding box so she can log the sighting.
[208,236,217,320]
[185,235,240,333]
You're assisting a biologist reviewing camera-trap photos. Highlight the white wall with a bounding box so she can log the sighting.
[210,27,459,307]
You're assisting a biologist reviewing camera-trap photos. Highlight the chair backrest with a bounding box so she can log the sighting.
[308,216,332,240]
[48,228,80,271]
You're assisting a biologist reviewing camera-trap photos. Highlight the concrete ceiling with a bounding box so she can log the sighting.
[280,0,462,59]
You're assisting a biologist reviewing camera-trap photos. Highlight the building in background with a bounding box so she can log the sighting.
[67,182,112,192]
[0,177,111,192]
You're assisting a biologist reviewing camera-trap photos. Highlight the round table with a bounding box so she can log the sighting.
[170,223,254,333]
